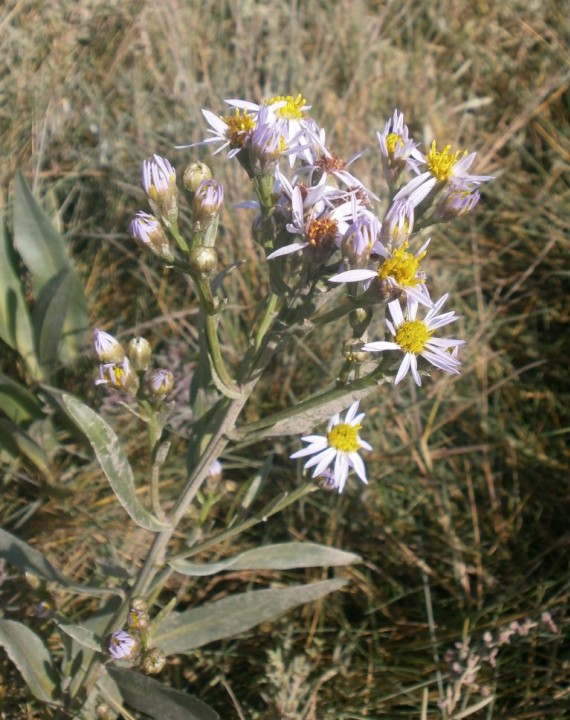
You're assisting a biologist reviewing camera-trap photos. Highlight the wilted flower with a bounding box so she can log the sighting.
[108,630,140,661]
[93,329,125,363]
[129,211,172,259]
[291,401,372,493]
[363,294,464,385]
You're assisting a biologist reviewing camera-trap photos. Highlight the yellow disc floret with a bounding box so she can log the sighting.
[266,93,307,120]
[328,422,361,453]
[395,320,432,354]
[221,109,256,148]
[386,132,405,157]
[378,242,426,287]
[307,217,338,247]
[426,140,467,182]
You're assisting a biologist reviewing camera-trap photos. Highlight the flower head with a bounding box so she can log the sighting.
[363,294,464,385]
[377,109,422,182]
[291,401,372,493]
[93,328,125,363]
[129,211,172,259]
[108,630,140,661]
[192,179,224,231]
[141,155,178,226]
[95,357,139,395]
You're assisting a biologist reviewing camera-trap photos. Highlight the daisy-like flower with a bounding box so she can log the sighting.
[363,294,464,386]
[95,357,139,395]
[394,140,494,206]
[336,214,382,274]
[267,180,357,261]
[330,237,433,308]
[377,109,423,182]
[433,182,481,221]
[108,630,140,661]
[291,401,372,493]
[179,104,258,158]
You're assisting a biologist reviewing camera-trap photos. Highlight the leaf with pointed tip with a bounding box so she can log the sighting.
[171,542,361,577]
[12,172,88,364]
[108,667,219,720]
[56,622,102,652]
[0,419,52,479]
[61,394,170,532]
[153,579,347,654]
[0,214,42,379]
[0,619,60,703]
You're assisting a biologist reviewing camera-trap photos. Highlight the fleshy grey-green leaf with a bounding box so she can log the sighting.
[153,579,347,654]
[61,394,170,532]
[0,619,59,703]
[171,542,361,576]
[32,269,72,373]
[0,373,45,424]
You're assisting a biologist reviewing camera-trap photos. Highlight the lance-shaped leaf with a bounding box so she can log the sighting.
[56,622,102,652]
[12,172,88,364]
[0,419,53,480]
[0,528,72,585]
[0,214,42,379]
[61,394,170,532]
[171,542,361,577]
[108,667,219,720]
[153,578,347,655]
[0,619,60,703]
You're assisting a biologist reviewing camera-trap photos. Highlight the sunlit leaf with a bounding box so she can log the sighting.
[108,667,219,720]
[171,542,361,576]
[61,394,170,532]
[153,579,347,654]
[0,619,59,703]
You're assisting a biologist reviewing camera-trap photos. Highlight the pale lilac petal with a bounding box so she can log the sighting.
[394,353,412,384]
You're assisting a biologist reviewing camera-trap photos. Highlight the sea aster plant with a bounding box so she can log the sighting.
[363,294,464,385]
[290,401,372,493]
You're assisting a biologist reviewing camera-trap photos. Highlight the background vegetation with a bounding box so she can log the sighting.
[1,0,568,717]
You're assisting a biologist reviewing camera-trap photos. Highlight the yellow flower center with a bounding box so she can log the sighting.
[266,93,307,120]
[426,140,466,181]
[328,422,361,453]
[395,320,432,354]
[386,132,405,156]
[102,364,127,388]
[221,109,256,147]
[307,217,338,247]
[378,242,426,286]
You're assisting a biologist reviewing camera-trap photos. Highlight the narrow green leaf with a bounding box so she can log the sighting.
[0,373,45,425]
[0,419,53,479]
[61,394,170,532]
[153,579,347,655]
[108,667,219,720]
[0,528,72,584]
[171,542,361,577]
[32,269,72,373]
[12,171,68,293]
[0,619,59,703]
[0,214,42,380]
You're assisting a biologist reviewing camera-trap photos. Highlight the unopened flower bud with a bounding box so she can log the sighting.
[141,155,178,227]
[342,338,369,364]
[348,308,372,336]
[140,647,166,675]
[93,329,125,363]
[191,180,224,232]
[340,216,380,271]
[183,162,212,193]
[127,607,150,632]
[108,630,140,661]
[129,211,172,260]
[188,246,217,277]
[130,596,149,613]
[95,358,139,396]
[128,337,152,372]
[146,369,174,399]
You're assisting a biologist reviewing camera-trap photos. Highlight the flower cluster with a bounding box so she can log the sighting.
[182,93,493,490]
[93,329,174,402]
[107,597,166,675]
